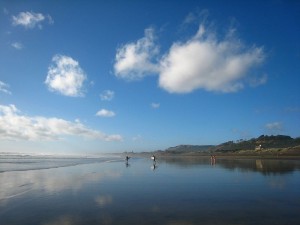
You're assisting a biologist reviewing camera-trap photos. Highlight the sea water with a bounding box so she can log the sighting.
[0,155,300,225]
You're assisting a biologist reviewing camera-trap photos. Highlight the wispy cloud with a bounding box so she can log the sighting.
[248,74,268,87]
[159,24,265,93]
[265,122,283,134]
[132,134,142,142]
[284,107,300,113]
[231,128,251,140]
[151,102,160,109]
[114,27,160,80]
[182,9,209,26]
[183,12,198,24]
[0,81,11,95]
[0,104,122,142]
[11,42,23,50]
[3,8,9,15]
[100,90,114,101]
[45,55,87,97]
[96,109,116,117]
[12,11,53,29]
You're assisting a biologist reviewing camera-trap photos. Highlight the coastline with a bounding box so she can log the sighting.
[122,147,300,160]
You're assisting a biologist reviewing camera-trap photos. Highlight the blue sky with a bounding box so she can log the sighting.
[0,0,299,154]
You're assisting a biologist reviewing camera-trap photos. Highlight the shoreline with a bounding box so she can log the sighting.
[123,152,300,160]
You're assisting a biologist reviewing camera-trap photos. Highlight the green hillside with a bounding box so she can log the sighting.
[213,135,300,152]
[156,135,300,156]
[165,145,214,154]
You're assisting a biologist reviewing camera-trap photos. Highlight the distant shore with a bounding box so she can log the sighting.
[122,135,300,160]
[122,146,300,160]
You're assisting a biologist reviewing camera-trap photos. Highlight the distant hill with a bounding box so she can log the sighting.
[212,135,300,152]
[159,135,300,155]
[165,145,214,154]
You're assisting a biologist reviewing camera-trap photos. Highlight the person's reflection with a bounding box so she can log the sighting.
[256,159,263,170]
[151,162,158,171]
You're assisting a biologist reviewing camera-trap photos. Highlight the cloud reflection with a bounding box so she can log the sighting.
[42,215,79,225]
[95,195,113,207]
[0,165,120,206]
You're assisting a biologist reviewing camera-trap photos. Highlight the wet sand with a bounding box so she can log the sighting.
[1,156,300,225]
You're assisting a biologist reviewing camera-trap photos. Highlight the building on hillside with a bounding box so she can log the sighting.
[255,144,262,151]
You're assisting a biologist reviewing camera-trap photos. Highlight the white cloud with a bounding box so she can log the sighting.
[12,11,52,29]
[0,104,122,142]
[100,90,114,101]
[45,55,87,97]
[0,81,11,94]
[96,109,116,117]
[114,23,266,94]
[11,42,23,50]
[265,122,283,134]
[114,27,160,80]
[159,24,265,93]
[151,102,160,109]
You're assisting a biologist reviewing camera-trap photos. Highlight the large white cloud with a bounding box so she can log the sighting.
[114,28,160,80]
[159,25,265,93]
[45,55,87,97]
[114,24,265,93]
[12,11,53,29]
[0,104,122,142]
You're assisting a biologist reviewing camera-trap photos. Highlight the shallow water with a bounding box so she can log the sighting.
[0,156,300,225]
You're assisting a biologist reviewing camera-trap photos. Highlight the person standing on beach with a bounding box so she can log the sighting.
[151,155,156,162]
[210,155,216,165]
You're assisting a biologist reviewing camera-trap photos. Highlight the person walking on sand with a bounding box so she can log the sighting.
[151,155,156,162]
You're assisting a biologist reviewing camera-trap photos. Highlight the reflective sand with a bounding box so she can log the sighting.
[1,156,300,225]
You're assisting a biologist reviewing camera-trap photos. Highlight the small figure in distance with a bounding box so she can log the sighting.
[150,155,158,171]
[151,155,156,163]
[125,155,130,167]
[210,155,216,165]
